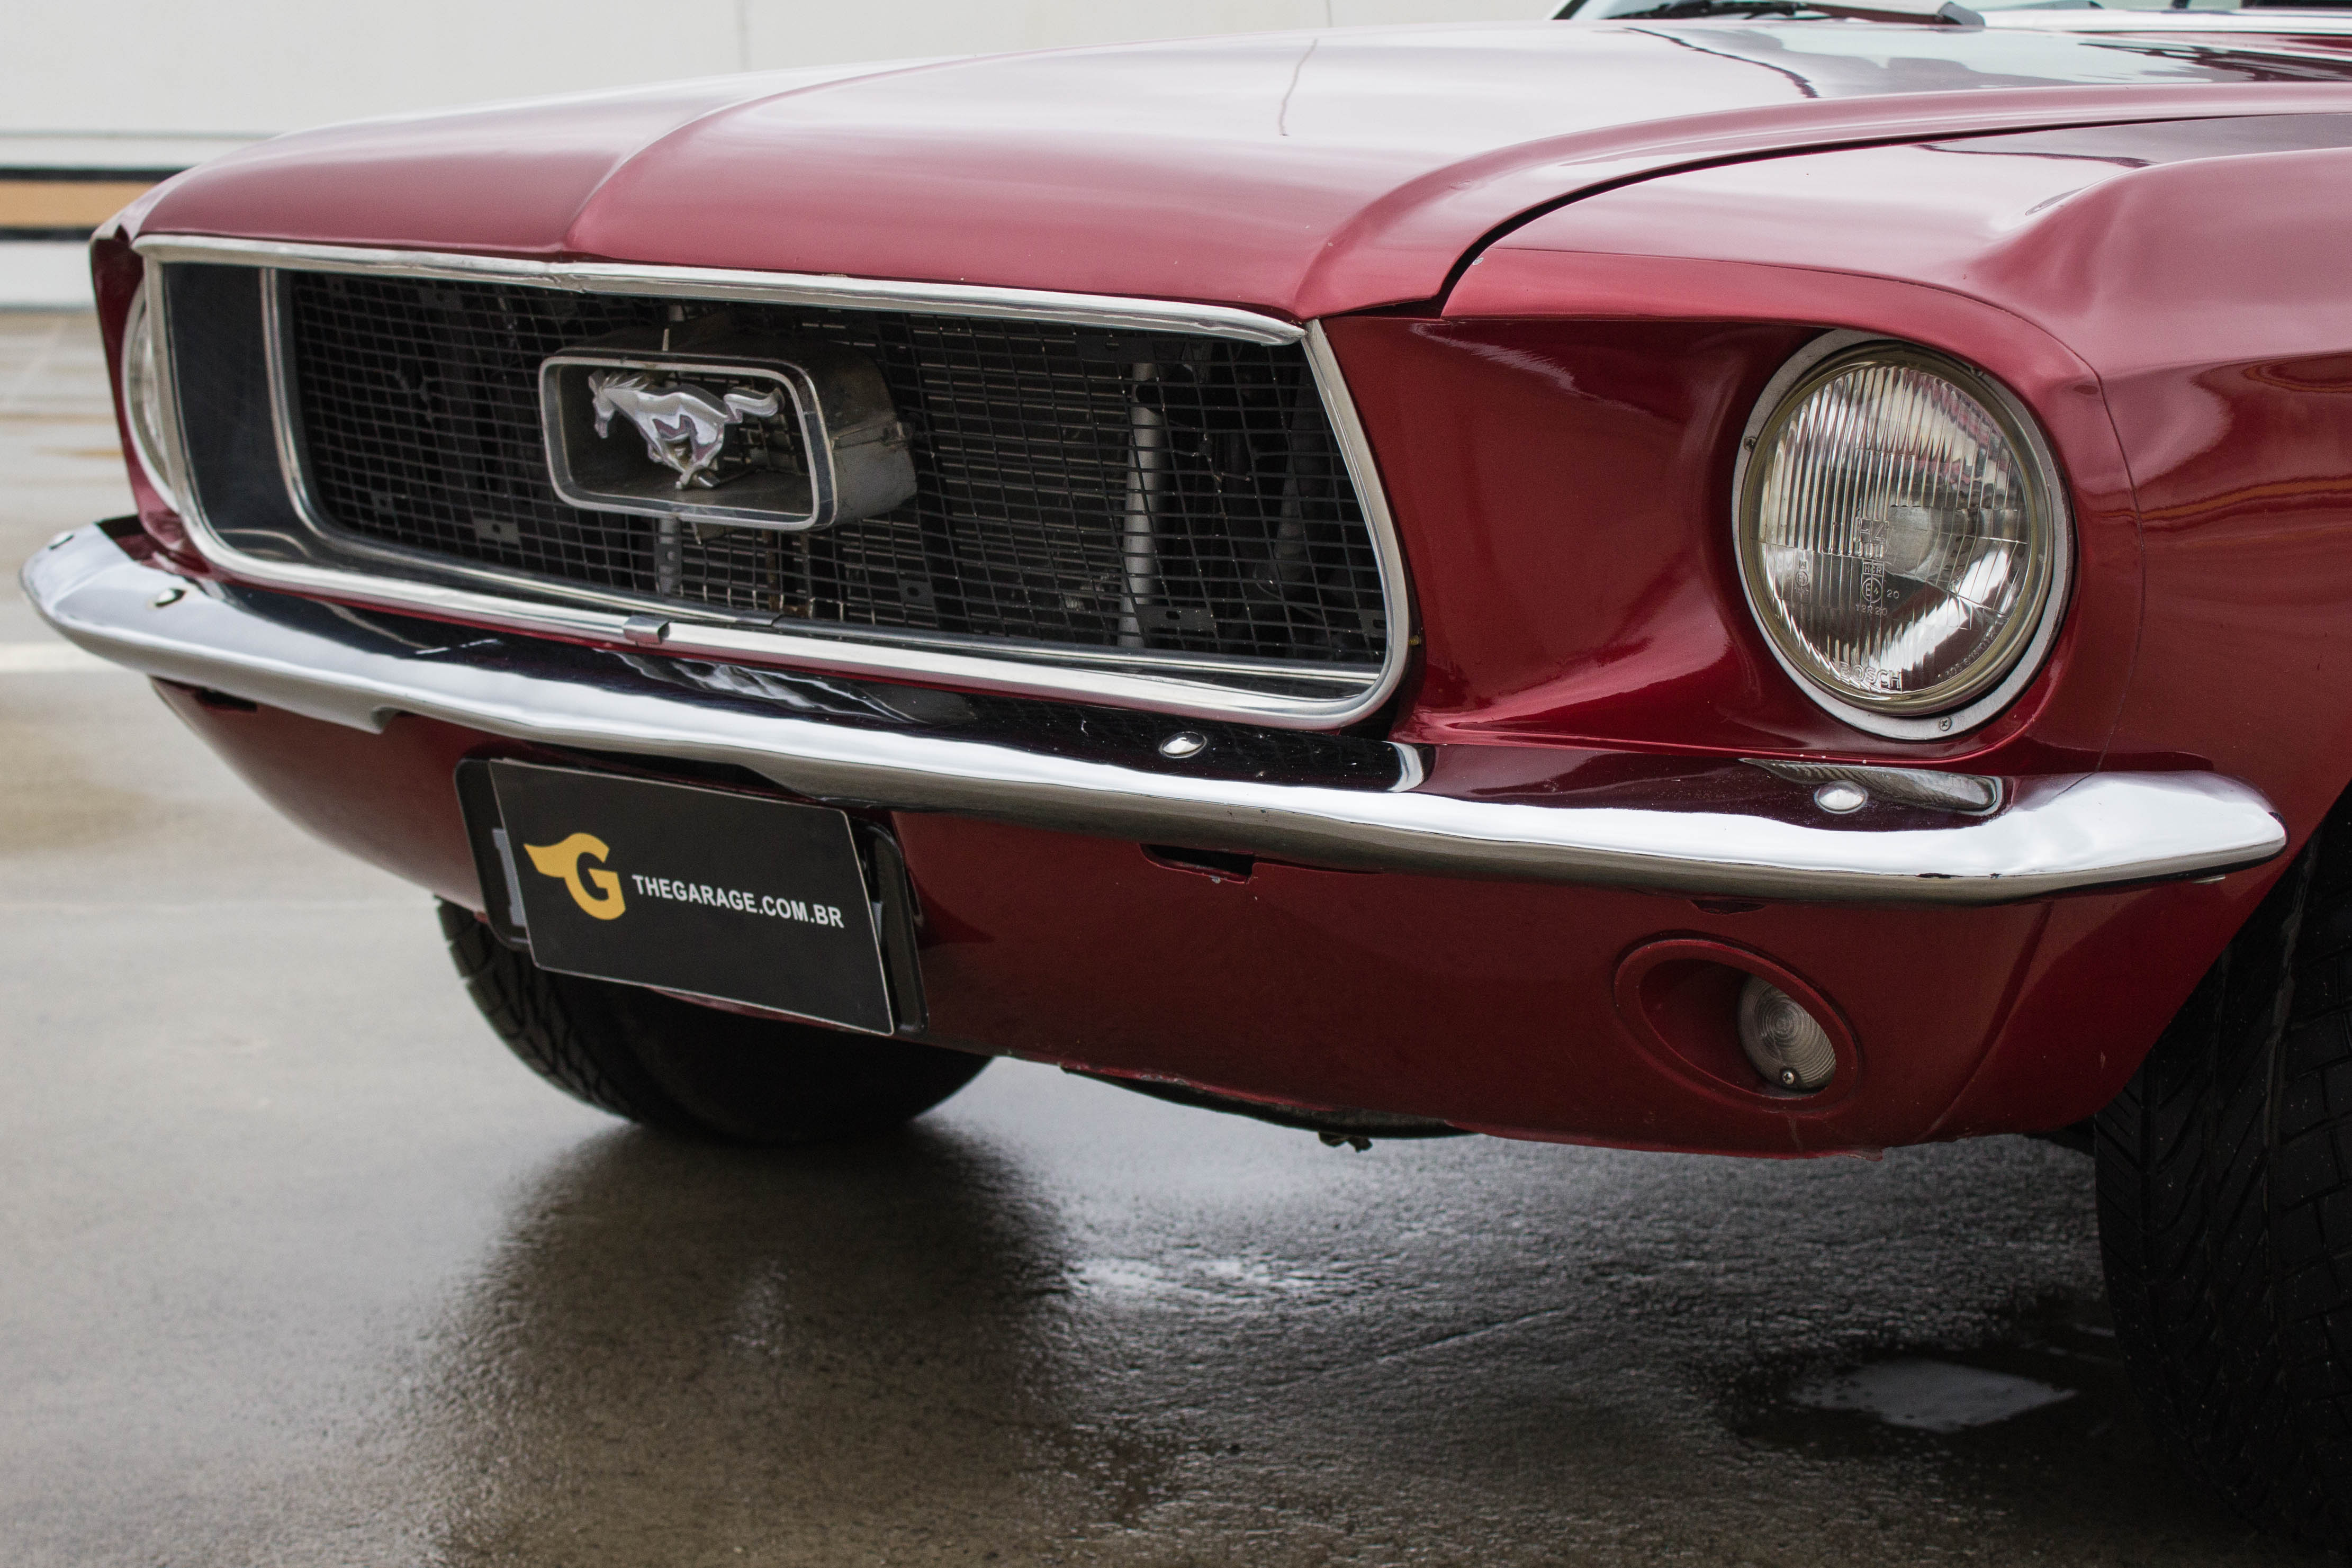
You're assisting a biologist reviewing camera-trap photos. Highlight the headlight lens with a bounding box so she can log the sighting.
[1736,340,2064,725]
[120,277,186,512]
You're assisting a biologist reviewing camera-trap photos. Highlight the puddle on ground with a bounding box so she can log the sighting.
[1788,1358,2076,1433]
[1725,1286,2135,1466]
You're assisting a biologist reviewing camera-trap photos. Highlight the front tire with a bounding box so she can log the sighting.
[2096,816,2352,1548]
[438,900,988,1146]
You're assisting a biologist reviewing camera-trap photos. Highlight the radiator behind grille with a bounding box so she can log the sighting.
[278,272,1390,679]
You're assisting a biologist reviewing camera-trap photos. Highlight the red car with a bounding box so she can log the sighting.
[29,8,2352,1544]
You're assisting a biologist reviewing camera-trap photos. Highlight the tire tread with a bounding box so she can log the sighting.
[2099,820,2352,1547]
[438,901,706,1133]
[435,902,981,1146]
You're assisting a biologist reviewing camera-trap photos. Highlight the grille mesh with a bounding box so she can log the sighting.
[284,272,1388,671]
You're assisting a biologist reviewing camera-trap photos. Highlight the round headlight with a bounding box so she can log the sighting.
[120,277,186,513]
[1734,336,2067,735]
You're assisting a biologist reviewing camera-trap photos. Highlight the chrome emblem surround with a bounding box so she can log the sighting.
[540,323,916,533]
[587,370,784,491]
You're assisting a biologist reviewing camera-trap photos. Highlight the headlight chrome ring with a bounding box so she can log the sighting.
[1732,331,2071,741]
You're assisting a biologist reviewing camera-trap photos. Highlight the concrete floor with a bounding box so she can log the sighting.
[0,311,2326,1566]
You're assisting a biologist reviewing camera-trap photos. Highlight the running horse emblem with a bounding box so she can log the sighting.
[587,369,785,490]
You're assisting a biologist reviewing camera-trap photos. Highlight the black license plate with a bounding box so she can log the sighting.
[472,761,894,1034]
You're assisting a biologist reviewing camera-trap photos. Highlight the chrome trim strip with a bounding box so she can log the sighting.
[148,244,1409,730]
[1304,319,1416,706]
[704,619,1383,686]
[1745,759,2001,816]
[120,280,188,514]
[133,235,1308,345]
[26,526,2287,906]
[256,268,327,537]
[141,262,196,535]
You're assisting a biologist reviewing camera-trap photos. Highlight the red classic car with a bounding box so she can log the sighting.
[29,6,2352,1544]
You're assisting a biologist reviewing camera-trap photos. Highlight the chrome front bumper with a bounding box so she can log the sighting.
[24,525,2288,907]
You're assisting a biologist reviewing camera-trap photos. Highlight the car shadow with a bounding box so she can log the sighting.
[396,1122,1170,1564]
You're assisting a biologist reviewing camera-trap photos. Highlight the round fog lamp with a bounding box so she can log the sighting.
[1735,338,2066,735]
[1737,975,1836,1094]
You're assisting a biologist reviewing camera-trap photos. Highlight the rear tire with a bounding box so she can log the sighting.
[438,900,987,1146]
[2095,813,2352,1549]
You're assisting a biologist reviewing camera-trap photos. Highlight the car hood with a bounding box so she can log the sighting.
[131,21,2352,321]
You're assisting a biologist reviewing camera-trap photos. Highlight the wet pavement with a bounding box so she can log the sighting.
[1,311,2330,1565]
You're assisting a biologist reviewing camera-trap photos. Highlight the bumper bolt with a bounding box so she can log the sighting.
[150,585,186,608]
[1159,731,1207,760]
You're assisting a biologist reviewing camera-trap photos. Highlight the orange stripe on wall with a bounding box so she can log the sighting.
[0,181,157,228]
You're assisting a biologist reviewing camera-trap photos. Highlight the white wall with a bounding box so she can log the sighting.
[7,0,1547,139]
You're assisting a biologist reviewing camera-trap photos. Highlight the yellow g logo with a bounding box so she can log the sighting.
[525,832,627,921]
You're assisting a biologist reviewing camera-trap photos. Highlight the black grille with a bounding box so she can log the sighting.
[283,272,1388,672]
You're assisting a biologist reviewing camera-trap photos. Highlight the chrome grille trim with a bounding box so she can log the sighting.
[138,235,1412,729]
[133,235,1310,345]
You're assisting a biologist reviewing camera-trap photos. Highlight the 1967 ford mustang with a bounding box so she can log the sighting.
[29,4,2352,1542]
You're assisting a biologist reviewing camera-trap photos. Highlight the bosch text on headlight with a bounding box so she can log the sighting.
[1733,334,2068,740]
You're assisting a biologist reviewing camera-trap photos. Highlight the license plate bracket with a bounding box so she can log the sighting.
[456,759,901,1035]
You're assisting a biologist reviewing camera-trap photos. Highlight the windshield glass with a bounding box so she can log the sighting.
[1561,0,2352,15]
[1967,0,2331,11]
